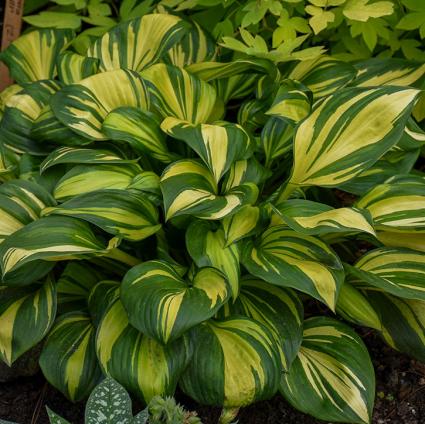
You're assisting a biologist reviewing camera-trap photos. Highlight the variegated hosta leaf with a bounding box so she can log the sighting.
[261,117,294,167]
[241,225,344,310]
[102,107,174,163]
[223,158,270,191]
[356,175,425,233]
[141,63,217,124]
[121,260,230,344]
[43,189,161,242]
[220,278,303,370]
[166,20,215,67]
[280,317,375,424]
[377,231,425,253]
[222,205,267,246]
[51,69,150,140]
[237,98,268,132]
[186,58,276,82]
[0,277,56,365]
[266,79,312,124]
[337,148,420,196]
[0,80,61,155]
[0,179,56,244]
[57,51,99,84]
[273,199,375,236]
[160,160,258,221]
[57,262,104,310]
[88,14,189,72]
[180,317,280,407]
[366,292,425,362]
[84,377,133,424]
[336,282,382,330]
[0,145,18,182]
[53,163,142,201]
[39,312,102,401]
[31,105,90,147]
[19,155,54,187]
[0,84,22,118]
[129,171,162,204]
[253,74,279,101]
[413,92,425,122]
[87,280,120,325]
[0,216,118,283]
[353,58,425,88]
[280,86,420,198]
[40,146,129,173]
[347,247,425,301]
[0,29,74,84]
[96,299,191,403]
[213,74,259,104]
[161,117,253,183]
[400,118,425,150]
[288,56,356,99]
[186,221,240,298]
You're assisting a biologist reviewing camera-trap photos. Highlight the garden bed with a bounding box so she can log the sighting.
[1,333,424,424]
[0,2,424,424]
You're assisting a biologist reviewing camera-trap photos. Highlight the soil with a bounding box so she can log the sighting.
[0,332,424,424]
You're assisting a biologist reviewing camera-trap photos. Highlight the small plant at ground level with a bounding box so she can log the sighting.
[0,2,424,424]
[148,396,202,424]
[45,377,202,424]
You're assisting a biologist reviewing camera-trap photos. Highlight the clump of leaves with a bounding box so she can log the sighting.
[0,4,424,424]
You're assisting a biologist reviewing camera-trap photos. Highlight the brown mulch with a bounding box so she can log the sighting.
[0,332,424,424]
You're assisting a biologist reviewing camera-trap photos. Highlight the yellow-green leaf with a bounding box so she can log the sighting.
[220,278,303,370]
[0,29,74,84]
[366,292,425,362]
[241,225,344,310]
[161,117,253,183]
[141,63,217,124]
[160,160,258,221]
[103,107,174,163]
[347,247,425,301]
[273,199,375,236]
[121,260,231,344]
[280,317,375,424]
[279,86,419,199]
[336,282,382,330]
[186,220,240,298]
[57,51,98,84]
[88,14,189,72]
[53,163,142,202]
[0,277,56,365]
[343,0,394,22]
[51,69,149,140]
[96,298,191,402]
[42,189,161,242]
[39,312,102,401]
[356,175,425,233]
[180,317,281,407]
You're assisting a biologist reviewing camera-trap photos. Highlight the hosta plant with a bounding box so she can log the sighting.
[0,6,424,424]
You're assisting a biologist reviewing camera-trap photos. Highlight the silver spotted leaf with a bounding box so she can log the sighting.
[85,377,133,424]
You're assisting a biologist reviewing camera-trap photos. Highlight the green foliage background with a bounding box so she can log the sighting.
[22,0,425,60]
